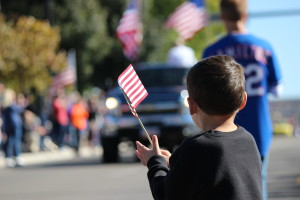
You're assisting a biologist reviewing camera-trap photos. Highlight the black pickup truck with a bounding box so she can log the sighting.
[101,63,199,162]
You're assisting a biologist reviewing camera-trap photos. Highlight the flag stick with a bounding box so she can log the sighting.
[120,89,153,146]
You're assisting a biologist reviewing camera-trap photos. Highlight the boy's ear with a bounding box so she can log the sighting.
[242,13,248,22]
[239,91,247,111]
[187,97,197,115]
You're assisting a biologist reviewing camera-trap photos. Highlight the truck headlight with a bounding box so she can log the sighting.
[106,97,118,110]
[180,90,189,108]
[183,97,189,107]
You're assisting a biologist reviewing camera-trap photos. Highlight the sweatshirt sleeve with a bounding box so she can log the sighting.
[146,145,203,200]
[147,155,169,200]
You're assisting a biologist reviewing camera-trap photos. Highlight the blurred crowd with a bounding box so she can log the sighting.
[0,83,107,168]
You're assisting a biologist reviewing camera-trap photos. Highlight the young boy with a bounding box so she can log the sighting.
[136,55,262,200]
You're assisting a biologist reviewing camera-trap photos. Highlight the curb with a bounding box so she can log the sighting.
[0,146,102,168]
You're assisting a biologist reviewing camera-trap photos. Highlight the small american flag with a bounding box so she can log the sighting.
[118,64,152,145]
[165,0,207,41]
[116,0,142,61]
[118,64,148,109]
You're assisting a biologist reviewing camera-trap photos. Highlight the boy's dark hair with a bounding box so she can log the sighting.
[221,0,247,21]
[186,55,245,115]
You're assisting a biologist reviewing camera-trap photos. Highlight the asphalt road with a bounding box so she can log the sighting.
[0,136,299,200]
[0,158,152,200]
[268,137,300,200]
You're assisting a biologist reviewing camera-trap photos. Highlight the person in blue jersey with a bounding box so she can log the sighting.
[202,0,282,199]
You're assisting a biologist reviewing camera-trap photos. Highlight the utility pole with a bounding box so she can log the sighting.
[45,0,54,25]
[209,9,300,21]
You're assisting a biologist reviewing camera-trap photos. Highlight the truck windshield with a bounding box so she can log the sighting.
[137,68,188,87]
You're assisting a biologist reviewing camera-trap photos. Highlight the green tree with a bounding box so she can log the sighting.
[53,0,113,91]
[96,0,225,88]
[1,0,224,91]
[0,14,67,92]
[1,0,113,92]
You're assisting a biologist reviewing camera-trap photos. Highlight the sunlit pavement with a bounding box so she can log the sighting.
[268,136,300,200]
[0,136,300,200]
[0,145,102,168]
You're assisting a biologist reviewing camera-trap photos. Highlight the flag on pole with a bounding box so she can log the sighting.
[165,0,207,41]
[118,64,148,109]
[116,0,143,61]
[118,64,152,145]
[121,88,138,117]
[51,50,77,92]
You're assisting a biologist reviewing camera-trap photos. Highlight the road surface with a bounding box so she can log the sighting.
[0,136,299,200]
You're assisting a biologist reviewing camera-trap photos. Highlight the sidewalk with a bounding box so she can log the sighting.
[0,145,102,168]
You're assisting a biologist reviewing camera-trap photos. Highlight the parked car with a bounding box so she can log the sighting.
[273,123,294,137]
[101,63,199,162]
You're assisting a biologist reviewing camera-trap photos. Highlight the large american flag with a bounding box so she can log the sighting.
[116,0,142,61]
[165,0,207,41]
[118,64,148,109]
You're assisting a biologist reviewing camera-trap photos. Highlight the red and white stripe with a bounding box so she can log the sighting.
[52,67,76,89]
[165,1,207,40]
[118,64,148,108]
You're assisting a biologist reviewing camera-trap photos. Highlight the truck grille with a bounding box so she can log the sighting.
[121,102,180,115]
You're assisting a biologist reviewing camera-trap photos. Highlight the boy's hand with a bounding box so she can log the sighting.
[136,135,163,166]
[161,149,171,168]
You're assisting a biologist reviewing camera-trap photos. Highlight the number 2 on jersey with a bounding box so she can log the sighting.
[244,64,264,97]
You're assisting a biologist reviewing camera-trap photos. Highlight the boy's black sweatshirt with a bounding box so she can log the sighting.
[147,126,262,200]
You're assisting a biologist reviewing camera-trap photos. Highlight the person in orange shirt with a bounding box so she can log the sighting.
[70,96,89,153]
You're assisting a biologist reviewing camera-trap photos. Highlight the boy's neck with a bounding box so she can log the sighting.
[225,20,247,34]
[199,113,238,133]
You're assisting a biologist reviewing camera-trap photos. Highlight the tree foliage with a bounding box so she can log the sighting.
[98,0,224,88]
[0,14,67,93]
[52,0,113,91]
[0,0,225,91]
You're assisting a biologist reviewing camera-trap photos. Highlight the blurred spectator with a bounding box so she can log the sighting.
[50,88,69,149]
[167,38,197,67]
[0,120,2,153]
[23,109,41,152]
[87,96,98,145]
[25,88,48,151]
[17,92,29,152]
[69,94,89,153]
[2,89,25,167]
[0,83,4,153]
[87,90,107,146]
[0,130,2,153]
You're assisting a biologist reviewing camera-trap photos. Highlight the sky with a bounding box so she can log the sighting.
[247,0,300,100]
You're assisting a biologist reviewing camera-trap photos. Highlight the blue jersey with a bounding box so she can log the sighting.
[203,33,282,157]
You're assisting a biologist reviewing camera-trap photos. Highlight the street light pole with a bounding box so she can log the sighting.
[209,9,300,22]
